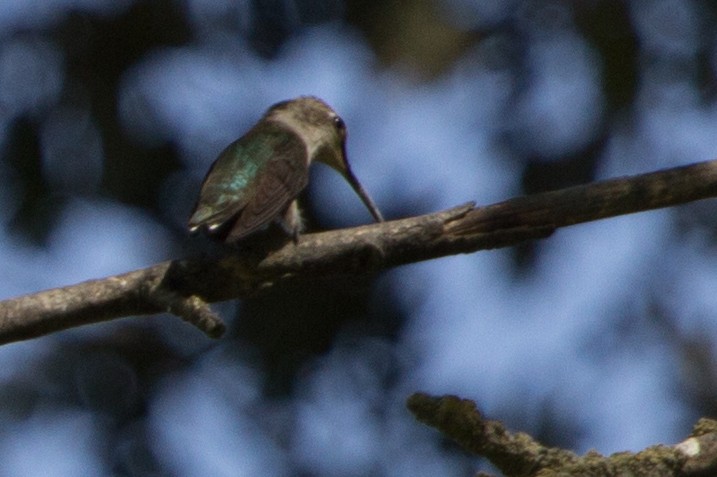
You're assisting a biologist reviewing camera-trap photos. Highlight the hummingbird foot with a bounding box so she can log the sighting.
[278,200,303,244]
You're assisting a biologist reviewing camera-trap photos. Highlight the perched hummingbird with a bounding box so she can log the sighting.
[188,96,384,243]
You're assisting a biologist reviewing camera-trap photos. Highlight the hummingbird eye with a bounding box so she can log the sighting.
[333,116,345,131]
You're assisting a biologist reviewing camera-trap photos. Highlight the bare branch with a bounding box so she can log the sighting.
[1,159,717,345]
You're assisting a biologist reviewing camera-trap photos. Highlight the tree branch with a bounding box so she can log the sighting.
[407,392,717,477]
[2,159,717,345]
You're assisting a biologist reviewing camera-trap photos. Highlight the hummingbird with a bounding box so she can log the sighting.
[188,96,384,243]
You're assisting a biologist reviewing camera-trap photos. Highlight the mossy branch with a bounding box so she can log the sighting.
[407,392,717,477]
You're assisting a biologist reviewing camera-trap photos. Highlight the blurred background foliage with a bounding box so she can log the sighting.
[3,0,717,475]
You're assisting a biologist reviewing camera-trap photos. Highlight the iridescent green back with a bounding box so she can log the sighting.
[188,122,309,239]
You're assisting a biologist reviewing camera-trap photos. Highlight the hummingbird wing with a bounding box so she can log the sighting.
[187,141,255,233]
[226,145,309,239]
[188,124,309,240]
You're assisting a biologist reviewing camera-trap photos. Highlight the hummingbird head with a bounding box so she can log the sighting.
[266,96,347,171]
[267,96,384,222]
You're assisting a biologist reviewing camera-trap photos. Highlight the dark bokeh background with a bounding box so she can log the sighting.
[3,1,717,475]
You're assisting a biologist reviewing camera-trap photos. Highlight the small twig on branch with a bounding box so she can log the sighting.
[1,159,717,345]
[148,290,225,338]
[407,392,717,477]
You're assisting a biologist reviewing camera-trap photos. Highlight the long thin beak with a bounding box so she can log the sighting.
[344,166,384,222]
